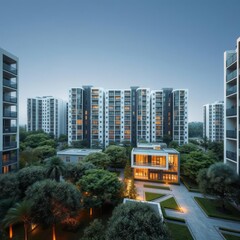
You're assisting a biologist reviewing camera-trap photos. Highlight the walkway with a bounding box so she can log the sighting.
[135,181,240,240]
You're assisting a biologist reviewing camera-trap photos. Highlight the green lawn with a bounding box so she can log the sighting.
[166,222,193,240]
[160,197,180,211]
[144,184,171,190]
[145,192,165,201]
[194,197,240,221]
[222,233,240,240]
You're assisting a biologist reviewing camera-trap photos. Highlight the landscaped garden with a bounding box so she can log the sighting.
[160,197,180,211]
[194,197,240,222]
[166,222,193,240]
[144,184,171,190]
[145,192,165,201]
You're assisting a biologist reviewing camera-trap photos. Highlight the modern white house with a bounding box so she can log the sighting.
[27,96,67,138]
[224,37,240,174]
[131,144,180,183]
[203,101,224,142]
[57,148,102,164]
[0,48,19,174]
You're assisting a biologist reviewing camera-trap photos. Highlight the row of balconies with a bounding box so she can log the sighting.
[3,62,17,75]
[226,53,237,68]
[226,85,237,96]
[3,79,17,89]
[226,69,237,82]
[3,141,17,150]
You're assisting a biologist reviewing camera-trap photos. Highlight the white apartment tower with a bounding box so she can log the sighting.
[172,90,188,145]
[203,101,224,142]
[151,90,163,142]
[0,48,19,174]
[136,88,151,143]
[68,88,84,144]
[27,96,67,138]
[224,37,240,174]
[105,89,131,146]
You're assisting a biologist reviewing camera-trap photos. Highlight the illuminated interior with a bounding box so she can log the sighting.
[133,154,167,168]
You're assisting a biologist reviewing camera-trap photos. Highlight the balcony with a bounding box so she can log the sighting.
[226,130,237,139]
[226,69,237,82]
[3,141,17,150]
[3,95,17,104]
[3,63,17,75]
[226,107,237,117]
[133,161,166,168]
[3,111,17,118]
[2,157,18,166]
[226,53,237,68]
[226,85,237,96]
[3,126,17,133]
[226,151,237,161]
[3,79,17,89]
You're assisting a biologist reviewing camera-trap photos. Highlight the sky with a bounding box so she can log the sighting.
[1,0,240,124]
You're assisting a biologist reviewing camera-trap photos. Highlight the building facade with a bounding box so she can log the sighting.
[203,101,224,142]
[0,48,19,174]
[224,37,240,174]
[131,144,180,183]
[68,86,188,148]
[27,96,67,138]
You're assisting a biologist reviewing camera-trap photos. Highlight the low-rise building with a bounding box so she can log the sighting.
[57,148,102,164]
[131,145,180,183]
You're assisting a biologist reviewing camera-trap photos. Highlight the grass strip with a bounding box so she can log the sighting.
[222,233,240,240]
[145,192,165,201]
[144,184,171,190]
[160,197,180,211]
[180,177,200,193]
[194,197,240,222]
[161,206,185,223]
[219,227,240,234]
[166,222,193,240]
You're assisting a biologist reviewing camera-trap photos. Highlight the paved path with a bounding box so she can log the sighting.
[135,181,240,240]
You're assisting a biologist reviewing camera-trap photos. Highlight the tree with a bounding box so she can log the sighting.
[17,166,46,198]
[208,141,223,162]
[169,141,179,149]
[46,156,66,182]
[20,147,39,168]
[3,200,32,240]
[188,122,203,138]
[104,145,127,169]
[77,169,122,209]
[58,134,68,143]
[81,219,105,240]
[84,152,110,169]
[32,145,56,161]
[181,151,215,181]
[127,178,137,199]
[23,133,50,148]
[71,140,89,148]
[25,180,82,240]
[197,163,240,209]
[124,160,132,179]
[63,162,96,184]
[0,173,20,200]
[106,202,170,240]
[177,143,198,154]
[163,135,172,146]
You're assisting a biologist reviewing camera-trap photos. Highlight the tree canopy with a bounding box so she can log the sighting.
[77,169,122,209]
[197,163,240,209]
[106,202,170,240]
[104,145,127,169]
[84,152,110,169]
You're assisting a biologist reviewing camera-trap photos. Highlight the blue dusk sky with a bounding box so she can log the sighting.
[1,0,240,124]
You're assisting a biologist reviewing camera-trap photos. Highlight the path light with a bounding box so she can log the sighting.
[9,225,13,239]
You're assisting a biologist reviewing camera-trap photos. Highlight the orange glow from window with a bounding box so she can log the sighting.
[77,120,82,125]
[9,225,13,239]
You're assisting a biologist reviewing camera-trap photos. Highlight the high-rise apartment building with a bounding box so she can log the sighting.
[27,96,67,138]
[0,48,19,174]
[105,89,131,146]
[172,89,188,145]
[224,37,240,174]
[203,101,224,142]
[68,86,188,148]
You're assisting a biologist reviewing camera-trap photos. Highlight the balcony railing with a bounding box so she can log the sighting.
[3,111,17,118]
[226,85,237,96]
[3,141,17,150]
[3,95,17,103]
[3,79,17,89]
[3,126,17,133]
[226,130,237,139]
[226,107,237,116]
[226,151,237,161]
[2,157,18,166]
[226,53,237,67]
[133,162,166,168]
[3,63,17,75]
[226,69,237,82]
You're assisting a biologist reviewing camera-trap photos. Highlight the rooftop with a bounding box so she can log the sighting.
[132,147,179,154]
[57,148,102,156]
